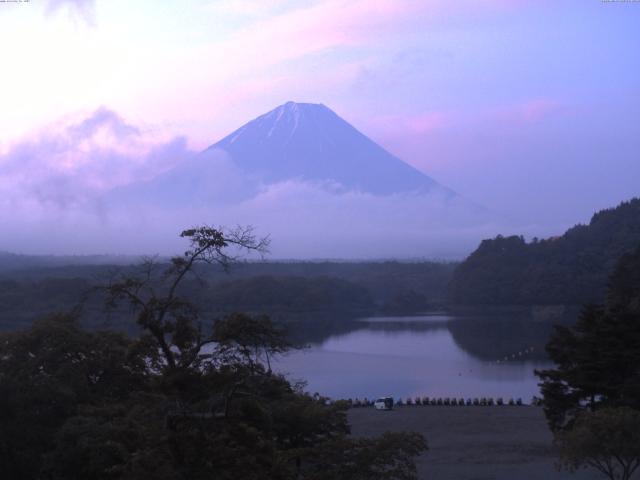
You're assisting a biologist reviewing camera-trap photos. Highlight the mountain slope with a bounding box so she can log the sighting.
[449,198,640,305]
[101,102,492,258]
[108,101,456,207]
[207,101,450,196]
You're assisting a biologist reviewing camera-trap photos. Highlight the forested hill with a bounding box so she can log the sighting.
[449,198,640,306]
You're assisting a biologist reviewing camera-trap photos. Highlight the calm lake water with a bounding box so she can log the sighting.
[274,311,562,402]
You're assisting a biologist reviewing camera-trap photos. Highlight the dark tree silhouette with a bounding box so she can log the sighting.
[450,198,640,306]
[536,244,640,431]
[0,225,427,479]
[555,407,640,480]
[102,225,269,372]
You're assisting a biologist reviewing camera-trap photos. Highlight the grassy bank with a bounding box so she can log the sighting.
[348,406,601,480]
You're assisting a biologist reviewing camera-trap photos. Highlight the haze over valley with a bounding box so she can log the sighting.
[3,100,500,258]
[1,0,638,258]
[2,97,635,259]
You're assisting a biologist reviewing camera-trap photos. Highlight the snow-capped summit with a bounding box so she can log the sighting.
[208,101,449,196]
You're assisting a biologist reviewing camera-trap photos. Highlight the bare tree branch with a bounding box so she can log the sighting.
[98,225,270,372]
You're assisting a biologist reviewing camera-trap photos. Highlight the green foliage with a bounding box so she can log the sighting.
[0,277,93,331]
[607,247,640,315]
[212,313,291,373]
[555,407,640,480]
[0,314,143,479]
[0,260,455,333]
[450,198,640,305]
[0,226,427,479]
[380,290,430,315]
[42,397,171,480]
[202,275,375,316]
[536,244,640,431]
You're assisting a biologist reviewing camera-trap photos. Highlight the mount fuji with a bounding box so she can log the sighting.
[110,101,458,206]
[102,102,493,258]
[207,101,451,196]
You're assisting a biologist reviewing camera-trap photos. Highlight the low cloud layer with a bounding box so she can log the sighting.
[98,175,510,259]
[0,109,538,259]
[0,107,190,212]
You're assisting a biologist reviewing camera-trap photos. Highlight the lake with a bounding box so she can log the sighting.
[274,311,563,402]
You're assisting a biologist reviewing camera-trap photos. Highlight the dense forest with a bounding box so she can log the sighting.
[0,227,427,479]
[537,243,640,430]
[449,198,640,306]
[0,260,455,333]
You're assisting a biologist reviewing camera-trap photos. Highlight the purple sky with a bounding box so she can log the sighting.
[0,0,639,255]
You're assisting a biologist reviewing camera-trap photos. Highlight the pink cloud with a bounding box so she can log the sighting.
[205,0,289,18]
[0,108,191,209]
[219,0,417,70]
[519,99,563,122]
[492,98,567,124]
[169,0,541,143]
[348,111,452,175]
[214,0,541,70]
[364,112,450,140]
[405,112,450,134]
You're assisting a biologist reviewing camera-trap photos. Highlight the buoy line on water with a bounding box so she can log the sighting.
[494,346,536,364]
[342,396,544,408]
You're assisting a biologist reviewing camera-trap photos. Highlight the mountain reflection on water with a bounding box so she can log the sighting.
[276,308,578,401]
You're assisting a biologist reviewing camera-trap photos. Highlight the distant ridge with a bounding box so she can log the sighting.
[449,198,640,305]
[0,251,141,272]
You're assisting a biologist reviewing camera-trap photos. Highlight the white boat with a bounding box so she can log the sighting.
[374,397,394,410]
